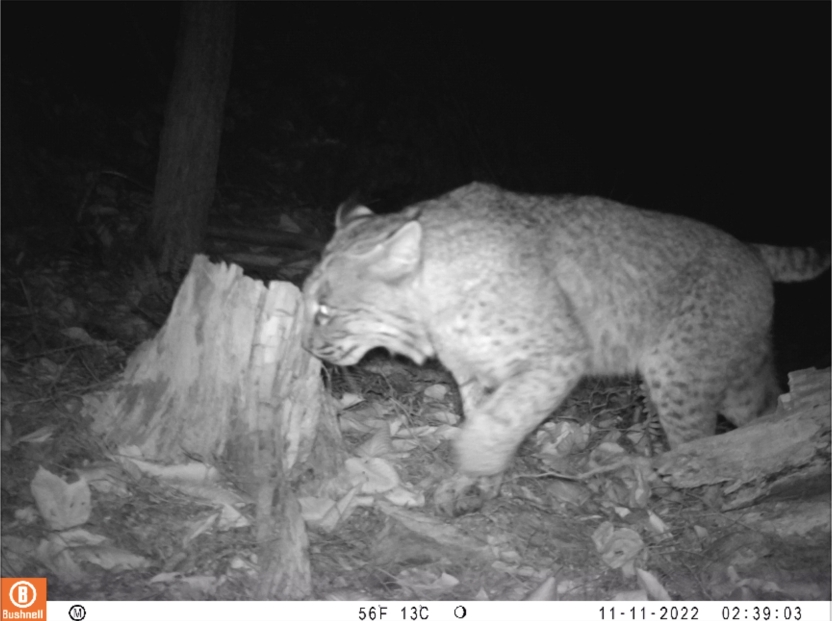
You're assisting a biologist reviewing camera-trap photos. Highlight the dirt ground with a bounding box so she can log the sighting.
[2,252,829,602]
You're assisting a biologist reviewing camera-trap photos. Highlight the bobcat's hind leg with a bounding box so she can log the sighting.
[720,342,779,428]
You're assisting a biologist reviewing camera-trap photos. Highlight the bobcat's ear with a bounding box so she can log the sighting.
[371,221,422,280]
[335,201,374,229]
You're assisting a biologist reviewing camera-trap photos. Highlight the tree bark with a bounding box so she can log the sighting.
[150,2,235,276]
[655,367,831,511]
[87,256,342,599]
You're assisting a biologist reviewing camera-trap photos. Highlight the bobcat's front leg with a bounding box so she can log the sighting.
[435,360,584,516]
[455,362,583,475]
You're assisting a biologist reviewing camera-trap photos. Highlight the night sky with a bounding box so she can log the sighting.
[5,5,829,228]
[3,2,830,369]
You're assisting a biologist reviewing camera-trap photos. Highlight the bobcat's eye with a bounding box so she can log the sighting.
[315,303,333,327]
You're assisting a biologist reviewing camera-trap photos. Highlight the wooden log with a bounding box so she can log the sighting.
[654,367,831,511]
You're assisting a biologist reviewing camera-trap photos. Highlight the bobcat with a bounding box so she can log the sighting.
[302,183,829,479]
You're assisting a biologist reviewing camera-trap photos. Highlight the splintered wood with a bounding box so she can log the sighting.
[655,366,831,511]
[86,255,341,599]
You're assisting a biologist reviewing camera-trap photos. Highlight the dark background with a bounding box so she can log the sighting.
[2,2,829,374]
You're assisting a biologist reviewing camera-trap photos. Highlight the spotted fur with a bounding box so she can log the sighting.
[302,183,829,476]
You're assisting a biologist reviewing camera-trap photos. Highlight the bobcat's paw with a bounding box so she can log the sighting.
[433,472,504,517]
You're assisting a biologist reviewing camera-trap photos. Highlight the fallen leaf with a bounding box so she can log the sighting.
[356,424,394,458]
[636,568,672,601]
[383,485,425,508]
[646,510,669,535]
[36,536,86,583]
[76,463,129,496]
[338,393,364,409]
[14,506,40,524]
[344,457,400,494]
[30,467,91,530]
[15,425,56,446]
[183,513,218,545]
[611,589,648,600]
[217,502,250,529]
[546,480,590,507]
[300,486,363,532]
[423,384,448,401]
[61,327,95,343]
[593,522,644,570]
[150,572,184,583]
[72,544,151,571]
[524,576,558,601]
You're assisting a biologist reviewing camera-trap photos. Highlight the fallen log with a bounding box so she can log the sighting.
[655,367,831,511]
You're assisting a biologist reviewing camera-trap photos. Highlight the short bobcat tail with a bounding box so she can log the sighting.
[753,243,831,283]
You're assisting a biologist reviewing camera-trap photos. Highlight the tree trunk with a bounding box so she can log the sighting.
[150,2,235,276]
[87,256,342,599]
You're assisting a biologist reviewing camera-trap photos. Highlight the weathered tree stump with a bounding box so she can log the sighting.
[87,255,342,599]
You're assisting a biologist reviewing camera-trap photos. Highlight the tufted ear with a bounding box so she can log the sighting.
[335,201,374,229]
[369,221,423,280]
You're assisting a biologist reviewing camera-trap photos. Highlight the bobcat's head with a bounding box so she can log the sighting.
[301,202,434,366]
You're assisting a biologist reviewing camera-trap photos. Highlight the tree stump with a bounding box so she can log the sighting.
[87,255,342,599]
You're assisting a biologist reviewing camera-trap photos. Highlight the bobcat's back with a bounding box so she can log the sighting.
[302,182,829,476]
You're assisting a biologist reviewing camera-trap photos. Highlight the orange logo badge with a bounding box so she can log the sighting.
[1,577,47,619]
